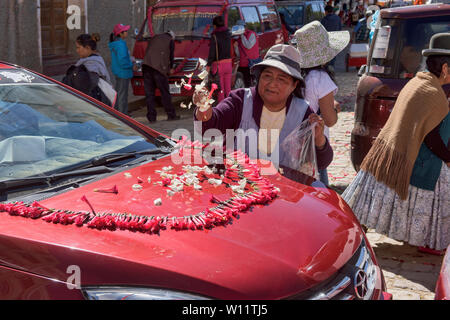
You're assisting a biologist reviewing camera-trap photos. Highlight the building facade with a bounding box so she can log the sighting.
[0,0,152,77]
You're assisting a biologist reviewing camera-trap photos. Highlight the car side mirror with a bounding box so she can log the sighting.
[231,25,245,37]
[358,65,367,77]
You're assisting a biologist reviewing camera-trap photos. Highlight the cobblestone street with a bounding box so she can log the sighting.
[129,67,443,300]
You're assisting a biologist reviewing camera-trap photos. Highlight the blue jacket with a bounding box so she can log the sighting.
[108,39,133,79]
[410,112,450,191]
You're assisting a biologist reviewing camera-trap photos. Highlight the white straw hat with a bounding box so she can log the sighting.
[295,21,350,68]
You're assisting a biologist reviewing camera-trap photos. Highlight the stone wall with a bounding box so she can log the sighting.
[0,0,146,74]
[84,0,147,68]
[0,0,41,71]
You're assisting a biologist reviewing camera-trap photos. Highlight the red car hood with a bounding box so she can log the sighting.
[0,156,362,299]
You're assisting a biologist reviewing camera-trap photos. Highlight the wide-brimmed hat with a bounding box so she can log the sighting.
[113,23,130,36]
[251,44,304,82]
[422,33,450,57]
[294,21,350,68]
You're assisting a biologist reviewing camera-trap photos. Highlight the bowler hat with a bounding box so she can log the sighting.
[422,33,450,57]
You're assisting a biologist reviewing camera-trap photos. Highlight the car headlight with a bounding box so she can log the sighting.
[82,286,211,300]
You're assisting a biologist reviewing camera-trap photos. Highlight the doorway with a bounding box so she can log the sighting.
[40,0,76,75]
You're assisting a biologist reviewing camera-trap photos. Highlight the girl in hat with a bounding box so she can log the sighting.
[109,23,134,115]
[342,33,450,255]
[295,21,350,185]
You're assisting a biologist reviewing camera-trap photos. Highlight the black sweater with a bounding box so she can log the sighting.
[207,27,232,66]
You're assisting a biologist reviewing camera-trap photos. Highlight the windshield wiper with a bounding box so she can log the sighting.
[0,148,173,193]
[80,147,172,168]
[0,166,114,193]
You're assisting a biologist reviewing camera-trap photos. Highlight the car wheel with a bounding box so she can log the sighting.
[233,72,245,89]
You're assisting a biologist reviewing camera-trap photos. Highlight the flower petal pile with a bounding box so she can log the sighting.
[0,148,279,235]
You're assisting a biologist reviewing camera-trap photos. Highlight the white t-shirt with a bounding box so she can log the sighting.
[304,69,338,138]
[258,106,286,155]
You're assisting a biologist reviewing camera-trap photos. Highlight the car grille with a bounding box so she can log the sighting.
[173,58,199,72]
[286,238,378,300]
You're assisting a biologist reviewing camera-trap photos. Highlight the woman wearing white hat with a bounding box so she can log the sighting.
[295,21,350,185]
[193,44,333,177]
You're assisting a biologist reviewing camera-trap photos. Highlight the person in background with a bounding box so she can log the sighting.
[279,13,296,44]
[320,5,343,71]
[352,9,373,43]
[234,20,260,87]
[194,44,333,177]
[142,30,179,122]
[342,33,450,255]
[75,33,111,84]
[295,21,349,185]
[321,5,342,32]
[109,23,134,115]
[72,33,113,106]
[206,15,232,102]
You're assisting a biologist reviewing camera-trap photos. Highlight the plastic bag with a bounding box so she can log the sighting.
[280,119,319,179]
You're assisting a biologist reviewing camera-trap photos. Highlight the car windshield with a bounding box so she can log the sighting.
[277,5,304,28]
[368,15,450,78]
[152,5,221,37]
[0,69,161,183]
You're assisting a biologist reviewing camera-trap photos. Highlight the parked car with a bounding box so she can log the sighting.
[435,245,450,300]
[0,61,391,300]
[131,0,284,97]
[275,0,325,35]
[350,3,450,170]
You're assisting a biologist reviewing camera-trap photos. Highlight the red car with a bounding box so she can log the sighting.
[435,245,450,300]
[0,62,390,300]
[131,0,284,97]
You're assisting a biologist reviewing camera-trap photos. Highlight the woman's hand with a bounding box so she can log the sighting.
[334,99,341,113]
[193,87,213,121]
[193,87,209,107]
[308,113,327,149]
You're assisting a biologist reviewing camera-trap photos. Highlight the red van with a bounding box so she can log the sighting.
[131,0,284,97]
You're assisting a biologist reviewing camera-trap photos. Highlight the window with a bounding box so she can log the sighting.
[305,4,315,24]
[369,16,450,78]
[241,6,262,33]
[0,70,158,182]
[311,3,324,21]
[151,6,220,37]
[277,5,304,28]
[257,5,280,31]
[227,6,241,28]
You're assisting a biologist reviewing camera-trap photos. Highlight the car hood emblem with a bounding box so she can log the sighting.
[354,269,369,299]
